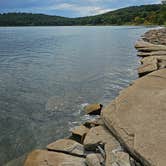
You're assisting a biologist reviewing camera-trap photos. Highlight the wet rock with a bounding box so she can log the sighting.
[84,104,103,115]
[24,150,86,166]
[83,125,119,151]
[47,138,84,156]
[86,153,103,166]
[102,69,166,166]
[71,125,90,143]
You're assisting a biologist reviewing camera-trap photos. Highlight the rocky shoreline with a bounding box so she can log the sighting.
[24,28,166,166]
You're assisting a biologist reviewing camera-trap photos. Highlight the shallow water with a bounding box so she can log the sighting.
[0,26,152,164]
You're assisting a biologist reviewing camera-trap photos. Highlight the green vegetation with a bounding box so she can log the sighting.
[0,4,166,26]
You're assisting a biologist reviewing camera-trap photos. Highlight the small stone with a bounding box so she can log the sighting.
[47,138,84,156]
[84,104,103,115]
[86,153,103,166]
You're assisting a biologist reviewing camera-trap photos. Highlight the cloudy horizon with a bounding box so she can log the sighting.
[0,0,162,17]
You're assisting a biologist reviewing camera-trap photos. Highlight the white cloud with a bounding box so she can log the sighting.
[47,3,113,16]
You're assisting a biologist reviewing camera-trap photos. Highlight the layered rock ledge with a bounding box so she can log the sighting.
[135,28,166,77]
[24,28,166,166]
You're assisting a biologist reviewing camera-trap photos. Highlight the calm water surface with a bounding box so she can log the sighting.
[0,26,152,164]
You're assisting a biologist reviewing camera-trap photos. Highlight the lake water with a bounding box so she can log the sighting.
[0,26,152,165]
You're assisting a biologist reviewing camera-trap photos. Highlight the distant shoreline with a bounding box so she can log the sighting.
[0,4,165,26]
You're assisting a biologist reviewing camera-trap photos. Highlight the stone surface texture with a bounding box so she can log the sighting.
[24,150,86,166]
[83,125,119,150]
[47,138,84,156]
[102,69,166,166]
[86,153,103,166]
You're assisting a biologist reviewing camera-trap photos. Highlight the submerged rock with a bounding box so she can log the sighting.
[24,150,86,166]
[84,104,103,115]
[47,138,84,156]
[102,69,166,166]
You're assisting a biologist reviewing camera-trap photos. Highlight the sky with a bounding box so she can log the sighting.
[0,0,162,17]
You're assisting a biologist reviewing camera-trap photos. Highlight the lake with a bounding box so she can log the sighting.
[0,26,152,165]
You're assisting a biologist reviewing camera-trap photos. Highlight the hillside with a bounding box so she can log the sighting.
[0,4,166,26]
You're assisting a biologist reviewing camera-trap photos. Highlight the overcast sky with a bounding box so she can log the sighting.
[0,0,162,17]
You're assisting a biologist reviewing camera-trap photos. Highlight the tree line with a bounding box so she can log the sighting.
[0,4,165,26]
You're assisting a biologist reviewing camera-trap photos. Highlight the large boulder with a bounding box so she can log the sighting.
[24,150,86,166]
[47,138,84,156]
[102,69,166,166]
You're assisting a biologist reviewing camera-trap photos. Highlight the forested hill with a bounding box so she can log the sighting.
[0,4,166,26]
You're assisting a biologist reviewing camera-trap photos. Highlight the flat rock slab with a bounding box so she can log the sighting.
[24,150,86,166]
[47,138,84,156]
[140,56,166,65]
[135,40,166,52]
[137,51,166,57]
[102,69,166,166]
